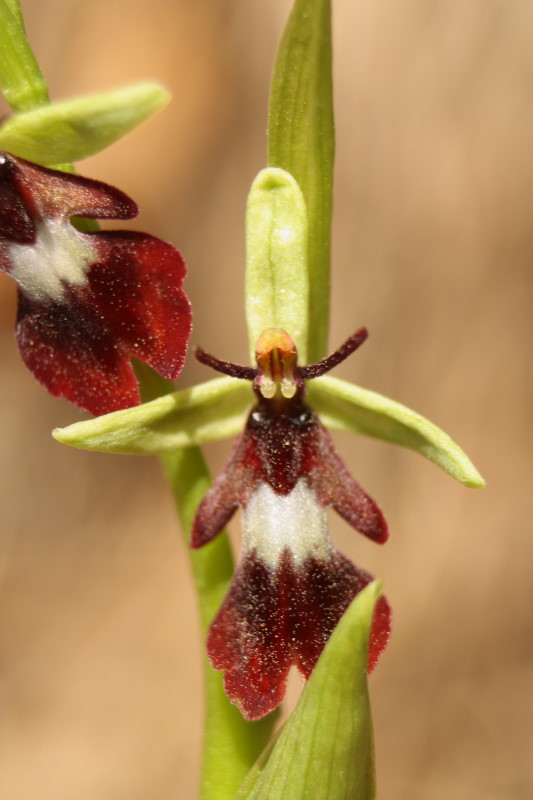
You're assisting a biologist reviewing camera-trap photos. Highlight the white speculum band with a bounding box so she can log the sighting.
[243,478,331,568]
[8,219,94,302]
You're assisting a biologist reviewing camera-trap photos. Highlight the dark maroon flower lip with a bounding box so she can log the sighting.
[0,151,192,415]
[208,548,390,721]
[192,328,390,719]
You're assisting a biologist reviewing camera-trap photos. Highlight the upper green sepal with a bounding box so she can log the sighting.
[308,375,485,487]
[0,82,170,166]
[245,167,309,363]
[236,581,382,800]
[53,377,252,455]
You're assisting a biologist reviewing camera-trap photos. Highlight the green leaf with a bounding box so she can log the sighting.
[245,167,309,363]
[0,82,170,165]
[237,581,382,800]
[2,0,23,25]
[52,377,251,455]
[0,0,49,112]
[308,376,485,487]
[268,0,334,363]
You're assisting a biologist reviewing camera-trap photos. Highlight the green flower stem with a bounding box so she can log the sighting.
[268,0,334,362]
[161,447,277,800]
[136,367,277,799]
[135,364,276,799]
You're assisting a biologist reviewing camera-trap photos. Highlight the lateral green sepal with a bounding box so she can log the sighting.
[53,378,252,455]
[0,82,170,166]
[308,375,485,487]
[237,581,382,800]
[245,167,309,363]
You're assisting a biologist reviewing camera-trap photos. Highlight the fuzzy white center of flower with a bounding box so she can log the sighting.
[243,478,330,568]
[8,219,94,302]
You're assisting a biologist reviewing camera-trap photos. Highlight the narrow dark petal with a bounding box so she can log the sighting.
[299,327,368,379]
[207,548,390,720]
[195,347,257,381]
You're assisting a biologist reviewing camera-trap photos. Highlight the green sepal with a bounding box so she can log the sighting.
[308,376,485,487]
[245,167,309,362]
[268,0,334,362]
[237,581,382,800]
[0,0,49,112]
[52,377,252,455]
[0,82,169,166]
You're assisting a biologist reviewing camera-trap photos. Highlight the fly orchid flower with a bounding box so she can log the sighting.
[0,151,191,416]
[192,327,391,720]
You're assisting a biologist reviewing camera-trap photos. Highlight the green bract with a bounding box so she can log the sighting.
[0,83,169,166]
[245,168,309,362]
[237,581,381,800]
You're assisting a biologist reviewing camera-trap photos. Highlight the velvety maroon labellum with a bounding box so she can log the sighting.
[0,152,192,415]
[192,328,391,720]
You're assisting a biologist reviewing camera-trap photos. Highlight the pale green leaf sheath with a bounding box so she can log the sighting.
[238,582,382,800]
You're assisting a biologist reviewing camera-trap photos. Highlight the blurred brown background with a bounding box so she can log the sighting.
[0,1,531,798]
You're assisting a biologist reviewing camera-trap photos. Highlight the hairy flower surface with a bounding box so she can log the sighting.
[0,152,191,415]
[192,328,390,720]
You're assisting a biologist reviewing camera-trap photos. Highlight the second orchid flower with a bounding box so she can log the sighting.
[0,152,191,416]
